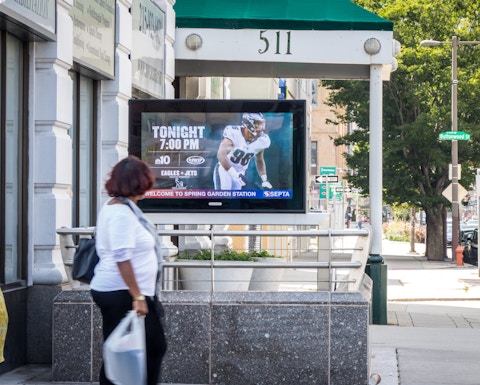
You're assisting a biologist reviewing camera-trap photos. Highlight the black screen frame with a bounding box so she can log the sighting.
[128,99,306,213]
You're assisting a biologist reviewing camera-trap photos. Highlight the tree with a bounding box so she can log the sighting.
[326,0,480,260]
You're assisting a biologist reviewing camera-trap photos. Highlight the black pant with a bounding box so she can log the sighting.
[91,289,167,385]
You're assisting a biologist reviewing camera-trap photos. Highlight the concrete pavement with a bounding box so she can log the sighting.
[371,239,480,385]
[2,238,480,384]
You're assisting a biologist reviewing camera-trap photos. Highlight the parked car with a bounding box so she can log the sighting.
[461,221,478,233]
[447,220,476,248]
[446,220,452,247]
[462,229,478,266]
[465,218,478,226]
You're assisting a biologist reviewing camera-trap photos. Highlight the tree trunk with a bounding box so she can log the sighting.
[425,204,447,261]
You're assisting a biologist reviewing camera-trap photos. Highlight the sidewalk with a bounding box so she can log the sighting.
[371,239,480,385]
[2,239,480,384]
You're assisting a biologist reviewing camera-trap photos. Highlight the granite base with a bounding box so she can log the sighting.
[53,275,372,384]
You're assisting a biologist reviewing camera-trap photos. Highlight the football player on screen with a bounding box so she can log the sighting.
[214,112,273,190]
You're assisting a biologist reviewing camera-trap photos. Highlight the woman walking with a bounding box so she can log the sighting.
[90,156,167,385]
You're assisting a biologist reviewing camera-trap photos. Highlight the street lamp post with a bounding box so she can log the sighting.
[420,36,480,256]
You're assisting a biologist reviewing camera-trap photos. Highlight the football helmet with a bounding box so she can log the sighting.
[242,113,265,137]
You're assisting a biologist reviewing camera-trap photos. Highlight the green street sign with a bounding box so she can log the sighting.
[320,166,336,175]
[439,131,471,140]
[319,183,336,199]
[319,183,327,198]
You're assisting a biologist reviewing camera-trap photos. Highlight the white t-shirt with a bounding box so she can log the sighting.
[90,201,157,296]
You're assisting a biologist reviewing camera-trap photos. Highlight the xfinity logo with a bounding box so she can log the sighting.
[186,156,205,165]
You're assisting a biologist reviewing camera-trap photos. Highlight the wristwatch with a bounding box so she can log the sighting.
[133,295,146,302]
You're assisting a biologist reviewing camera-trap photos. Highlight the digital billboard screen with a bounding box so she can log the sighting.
[129,99,306,213]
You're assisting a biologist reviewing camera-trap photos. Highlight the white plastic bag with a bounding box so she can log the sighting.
[103,310,146,385]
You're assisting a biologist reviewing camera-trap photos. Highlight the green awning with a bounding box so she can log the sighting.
[174,0,393,31]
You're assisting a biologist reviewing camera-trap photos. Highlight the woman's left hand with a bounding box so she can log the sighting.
[133,299,148,316]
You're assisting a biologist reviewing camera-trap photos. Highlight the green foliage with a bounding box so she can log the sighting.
[329,0,480,207]
[390,203,412,221]
[328,0,480,259]
[177,249,279,261]
[383,221,426,243]
[248,250,281,259]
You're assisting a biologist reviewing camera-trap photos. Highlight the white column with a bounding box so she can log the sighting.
[32,0,74,284]
[369,64,383,256]
[162,0,176,98]
[100,0,132,196]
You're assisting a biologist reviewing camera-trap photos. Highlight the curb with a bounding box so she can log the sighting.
[389,297,480,302]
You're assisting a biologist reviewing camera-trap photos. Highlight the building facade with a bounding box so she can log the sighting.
[0,0,396,373]
[0,0,175,371]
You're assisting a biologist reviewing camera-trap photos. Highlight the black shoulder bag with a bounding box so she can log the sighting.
[72,235,98,284]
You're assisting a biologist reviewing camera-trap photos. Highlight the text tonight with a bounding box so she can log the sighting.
[152,125,206,139]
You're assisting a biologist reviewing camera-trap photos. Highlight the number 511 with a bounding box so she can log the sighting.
[258,30,292,55]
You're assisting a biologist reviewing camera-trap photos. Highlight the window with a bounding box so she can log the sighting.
[70,72,98,227]
[310,141,318,176]
[1,32,27,283]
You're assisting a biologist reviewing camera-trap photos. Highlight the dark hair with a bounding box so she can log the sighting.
[105,155,154,197]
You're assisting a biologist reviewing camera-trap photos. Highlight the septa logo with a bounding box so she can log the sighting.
[263,191,291,198]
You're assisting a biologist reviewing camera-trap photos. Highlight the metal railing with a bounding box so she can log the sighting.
[56,226,371,292]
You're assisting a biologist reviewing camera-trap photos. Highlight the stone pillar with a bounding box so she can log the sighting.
[27,0,75,363]
[163,0,176,99]
[32,0,74,285]
[100,0,132,185]
[180,224,211,256]
[213,224,232,252]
